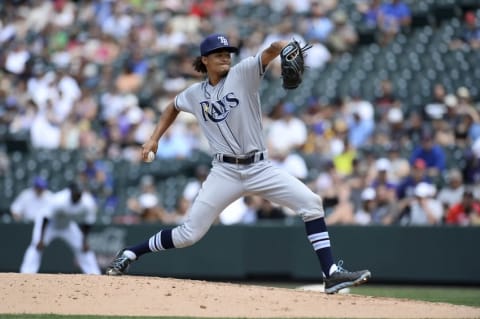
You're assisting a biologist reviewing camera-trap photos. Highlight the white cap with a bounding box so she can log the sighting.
[444,94,458,108]
[376,158,391,171]
[414,182,434,198]
[387,107,403,123]
[138,193,158,209]
[361,188,376,201]
[457,86,470,99]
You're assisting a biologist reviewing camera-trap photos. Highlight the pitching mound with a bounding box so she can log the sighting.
[0,273,479,318]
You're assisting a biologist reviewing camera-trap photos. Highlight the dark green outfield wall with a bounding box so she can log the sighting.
[2,222,479,284]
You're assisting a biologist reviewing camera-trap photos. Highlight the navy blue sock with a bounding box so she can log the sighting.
[305,218,335,277]
[126,241,151,258]
[127,229,175,258]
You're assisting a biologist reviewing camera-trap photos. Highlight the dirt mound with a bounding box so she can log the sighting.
[0,273,478,318]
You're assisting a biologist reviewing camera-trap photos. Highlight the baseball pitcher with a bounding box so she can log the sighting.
[106,33,371,293]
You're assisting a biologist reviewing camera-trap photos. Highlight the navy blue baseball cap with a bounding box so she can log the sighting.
[33,176,48,189]
[200,33,238,56]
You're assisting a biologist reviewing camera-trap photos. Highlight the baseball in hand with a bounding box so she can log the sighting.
[145,151,155,163]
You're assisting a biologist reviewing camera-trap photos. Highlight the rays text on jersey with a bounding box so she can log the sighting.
[200,92,239,122]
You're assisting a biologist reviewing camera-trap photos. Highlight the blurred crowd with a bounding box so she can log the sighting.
[2,0,480,227]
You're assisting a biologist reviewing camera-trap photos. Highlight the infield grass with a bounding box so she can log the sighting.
[350,284,480,307]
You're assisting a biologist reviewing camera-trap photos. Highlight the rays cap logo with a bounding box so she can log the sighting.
[200,33,238,56]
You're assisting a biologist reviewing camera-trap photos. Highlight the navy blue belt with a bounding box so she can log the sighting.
[216,152,265,165]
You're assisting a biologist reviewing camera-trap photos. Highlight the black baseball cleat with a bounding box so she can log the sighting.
[324,262,371,294]
[105,250,135,276]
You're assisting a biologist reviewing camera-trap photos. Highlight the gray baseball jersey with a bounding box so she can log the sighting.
[157,53,324,249]
[175,53,265,155]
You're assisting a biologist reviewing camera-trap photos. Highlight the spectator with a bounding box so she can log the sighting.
[239,196,260,224]
[456,86,480,123]
[304,38,332,69]
[270,147,308,181]
[372,107,404,152]
[220,197,256,225]
[354,187,377,225]
[57,68,81,105]
[78,149,117,216]
[155,21,188,53]
[128,48,150,78]
[73,87,99,123]
[256,197,286,221]
[326,10,358,54]
[354,186,395,225]
[404,110,425,147]
[132,16,157,51]
[4,41,30,76]
[179,164,210,215]
[373,183,398,225]
[371,158,397,193]
[409,132,446,178]
[374,79,402,120]
[115,64,143,94]
[398,182,443,226]
[430,110,455,148]
[312,161,342,213]
[385,107,405,142]
[445,190,480,226]
[345,92,375,123]
[347,110,375,149]
[437,168,465,212]
[356,0,382,28]
[155,124,193,159]
[83,31,120,66]
[9,99,37,135]
[328,117,350,158]
[453,87,480,146]
[30,99,62,149]
[344,157,369,212]
[377,0,411,45]
[443,94,459,124]
[50,0,76,28]
[219,194,264,225]
[163,196,190,226]
[385,143,410,184]
[325,183,355,225]
[333,139,356,177]
[449,11,480,50]
[266,102,308,154]
[345,92,375,148]
[304,1,334,43]
[101,3,133,40]
[424,83,448,121]
[463,137,480,185]
[125,175,165,224]
[396,158,431,201]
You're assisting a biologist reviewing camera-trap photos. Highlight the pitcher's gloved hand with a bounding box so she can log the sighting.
[280,40,312,90]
